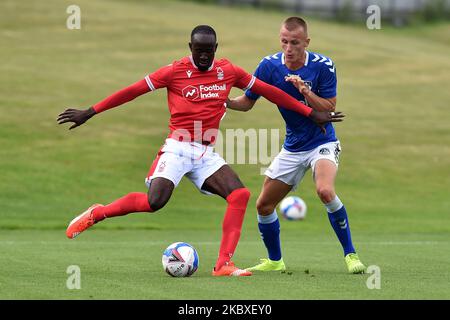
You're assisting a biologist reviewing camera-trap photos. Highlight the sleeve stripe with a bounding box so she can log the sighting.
[144,75,156,91]
[243,75,256,91]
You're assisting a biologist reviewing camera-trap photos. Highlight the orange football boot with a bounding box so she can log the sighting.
[212,261,252,276]
[66,204,103,239]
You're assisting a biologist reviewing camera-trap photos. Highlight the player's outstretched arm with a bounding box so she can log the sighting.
[226,95,256,112]
[57,79,150,130]
[250,78,344,125]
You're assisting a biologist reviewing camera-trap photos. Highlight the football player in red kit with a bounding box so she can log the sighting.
[57,25,343,276]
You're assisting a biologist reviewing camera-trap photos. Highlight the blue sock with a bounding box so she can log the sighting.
[326,196,356,256]
[257,210,282,261]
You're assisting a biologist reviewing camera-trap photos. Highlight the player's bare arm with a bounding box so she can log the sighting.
[285,75,336,112]
[226,95,256,112]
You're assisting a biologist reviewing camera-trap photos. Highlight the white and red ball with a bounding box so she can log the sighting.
[279,196,307,220]
[162,242,199,277]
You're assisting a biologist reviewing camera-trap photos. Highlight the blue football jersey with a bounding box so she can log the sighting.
[246,51,338,152]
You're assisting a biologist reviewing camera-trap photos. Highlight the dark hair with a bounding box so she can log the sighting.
[283,17,308,33]
[191,25,217,42]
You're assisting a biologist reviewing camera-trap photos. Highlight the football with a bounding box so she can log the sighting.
[279,196,307,220]
[162,242,199,277]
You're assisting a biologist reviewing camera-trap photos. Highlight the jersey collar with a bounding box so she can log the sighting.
[189,55,215,71]
[281,51,309,67]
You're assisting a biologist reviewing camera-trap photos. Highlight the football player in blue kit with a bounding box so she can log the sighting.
[227,17,366,274]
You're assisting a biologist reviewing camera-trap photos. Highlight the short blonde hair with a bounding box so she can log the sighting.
[282,17,308,33]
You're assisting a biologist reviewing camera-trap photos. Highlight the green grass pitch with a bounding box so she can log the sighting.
[0,0,449,299]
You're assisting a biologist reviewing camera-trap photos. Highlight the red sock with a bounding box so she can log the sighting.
[215,188,251,270]
[92,192,153,222]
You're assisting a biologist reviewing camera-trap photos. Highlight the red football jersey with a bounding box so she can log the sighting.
[144,56,255,143]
